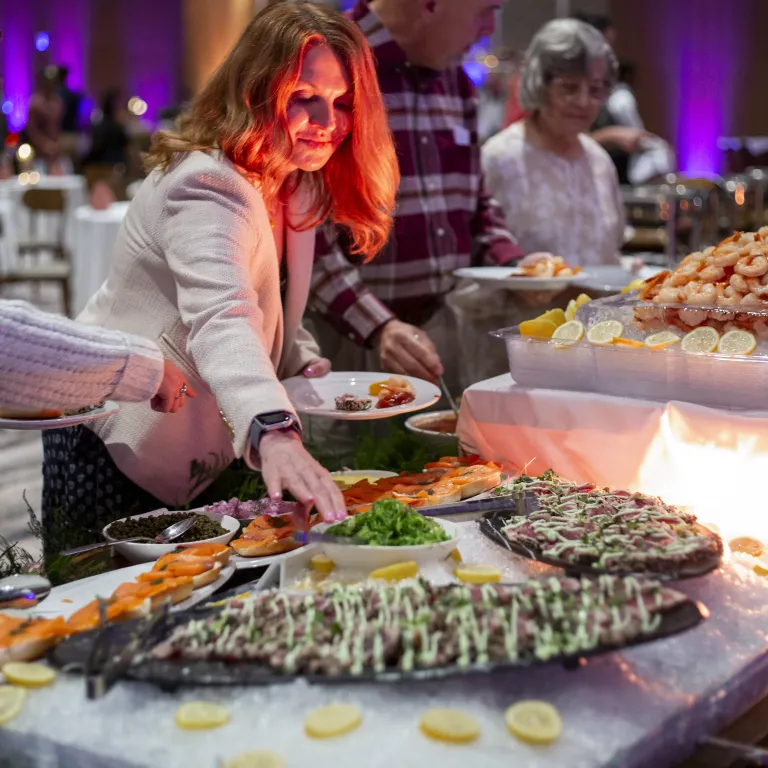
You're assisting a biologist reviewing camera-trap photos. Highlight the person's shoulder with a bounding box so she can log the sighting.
[482,122,526,161]
[164,151,257,200]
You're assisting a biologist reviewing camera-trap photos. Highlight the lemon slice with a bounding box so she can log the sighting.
[717,329,757,356]
[305,704,362,739]
[223,751,286,768]
[519,318,558,338]
[644,331,680,349]
[681,326,719,354]
[564,299,578,322]
[1,662,56,688]
[0,686,27,725]
[551,320,585,348]
[175,701,230,730]
[449,548,462,563]
[729,536,764,558]
[454,565,502,584]
[369,561,418,581]
[586,320,623,346]
[612,338,645,348]
[420,708,480,744]
[505,700,563,745]
[311,554,336,575]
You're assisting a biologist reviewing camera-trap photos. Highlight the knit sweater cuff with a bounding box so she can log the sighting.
[109,334,164,403]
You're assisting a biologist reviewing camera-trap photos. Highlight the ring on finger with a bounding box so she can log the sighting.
[179,383,188,398]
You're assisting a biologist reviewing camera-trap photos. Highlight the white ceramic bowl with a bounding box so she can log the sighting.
[404,409,460,450]
[102,509,239,564]
[318,518,460,571]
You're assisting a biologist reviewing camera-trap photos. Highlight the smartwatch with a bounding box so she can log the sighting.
[249,411,301,449]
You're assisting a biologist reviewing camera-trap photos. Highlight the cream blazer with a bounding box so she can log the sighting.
[79,151,320,505]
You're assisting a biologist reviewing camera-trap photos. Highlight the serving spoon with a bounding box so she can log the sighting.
[0,574,52,610]
[59,517,197,557]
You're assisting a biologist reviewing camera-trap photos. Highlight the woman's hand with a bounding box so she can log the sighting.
[259,429,347,522]
[151,359,197,414]
[303,358,331,378]
[371,320,444,383]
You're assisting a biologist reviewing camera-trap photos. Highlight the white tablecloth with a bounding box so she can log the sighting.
[0,174,87,260]
[71,202,129,315]
[0,198,19,273]
[458,374,768,528]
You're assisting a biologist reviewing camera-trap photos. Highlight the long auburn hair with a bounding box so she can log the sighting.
[146,1,398,259]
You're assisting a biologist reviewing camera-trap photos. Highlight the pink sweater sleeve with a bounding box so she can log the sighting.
[0,300,164,410]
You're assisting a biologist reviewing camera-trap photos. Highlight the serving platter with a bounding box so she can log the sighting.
[477,508,723,581]
[49,584,708,690]
[0,401,119,430]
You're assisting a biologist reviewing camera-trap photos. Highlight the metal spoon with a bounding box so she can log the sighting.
[59,517,197,557]
[439,375,460,416]
[0,574,52,609]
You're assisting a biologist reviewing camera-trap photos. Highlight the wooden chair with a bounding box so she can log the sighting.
[0,188,72,316]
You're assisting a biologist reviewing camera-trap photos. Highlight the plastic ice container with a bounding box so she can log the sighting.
[492,295,768,410]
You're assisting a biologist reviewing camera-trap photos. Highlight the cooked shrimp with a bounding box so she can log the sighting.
[683,282,718,306]
[746,277,768,299]
[656,286,683,304]
[678,308,708,325]
[698,263,725,283]
[730,273,749,293]
[741,292,765,308]
[734,252,768,277]
[712,246,741,267]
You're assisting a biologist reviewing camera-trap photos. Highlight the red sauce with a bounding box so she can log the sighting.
[377,391,416,409]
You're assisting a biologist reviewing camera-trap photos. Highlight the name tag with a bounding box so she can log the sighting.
[453,125,471,147]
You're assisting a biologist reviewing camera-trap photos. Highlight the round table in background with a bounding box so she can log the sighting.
[71,202,129,315]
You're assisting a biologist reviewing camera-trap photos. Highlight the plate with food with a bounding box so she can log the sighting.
[49,573,707,687]
[480,471,723,579]
[454,259,588,291]
[0,401,119,430]
[283,372,440,420]
[102,509,239,564]
[315,499,460,569]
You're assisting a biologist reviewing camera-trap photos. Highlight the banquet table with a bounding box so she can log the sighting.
[0,175,87,261]
[71,202,129,315]
[3,523,768,768]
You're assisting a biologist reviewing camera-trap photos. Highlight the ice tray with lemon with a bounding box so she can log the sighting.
[493,294,768,410]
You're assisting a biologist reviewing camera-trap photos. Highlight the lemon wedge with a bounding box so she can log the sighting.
[681,326,719,354]
[519,318,558,338]
[505,700,563,745]
[621,279,647,294]
[222,751,286,768]
[586,320,623,346]
[175,701,230,730]
[575,293,592,308]
[449,548,462,563]
[305,704,362,739]
[729,536,764,558]
[551,320,585,348]
[564,300,578,322]
[369,561,419,581]
[539,308,567,327]
[644,331,680,349]
[1,662,56,688]
[311,554,336,575]
[717,329,757,356]
[420,708,480,744]
[0,686,26,725]
[454,565,502,584]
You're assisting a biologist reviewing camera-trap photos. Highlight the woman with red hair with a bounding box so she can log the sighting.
[41,1,399,556]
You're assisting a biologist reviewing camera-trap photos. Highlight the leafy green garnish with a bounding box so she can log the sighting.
[326,499,450,546]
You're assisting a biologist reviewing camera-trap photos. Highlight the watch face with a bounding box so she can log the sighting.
[260,411,292,426]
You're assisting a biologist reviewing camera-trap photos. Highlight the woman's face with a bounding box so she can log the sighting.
[286,43,353,172]
[540,58,609,137]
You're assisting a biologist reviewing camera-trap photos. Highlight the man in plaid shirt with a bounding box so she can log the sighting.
[308,0,524,391]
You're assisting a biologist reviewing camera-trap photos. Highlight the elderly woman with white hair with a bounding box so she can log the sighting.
[482,19,625,267]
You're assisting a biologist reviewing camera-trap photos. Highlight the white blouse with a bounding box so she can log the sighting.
[481,122,625,267]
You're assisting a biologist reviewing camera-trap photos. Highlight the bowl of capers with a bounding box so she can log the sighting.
[102,509,239,563]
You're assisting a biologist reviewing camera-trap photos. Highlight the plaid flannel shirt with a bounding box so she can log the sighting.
[309,0,524,346]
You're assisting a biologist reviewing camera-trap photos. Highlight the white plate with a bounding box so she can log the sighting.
[317,518,460,570]
[283,372,440,420]
[14,562,235,620]
[231,544,310,570]
[454,266,589,291]
[103,509,239,564]
[0,401,119,430]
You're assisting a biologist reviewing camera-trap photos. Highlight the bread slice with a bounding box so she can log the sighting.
[0,407,63,420]
[230,536,301,558]
[65,596,151,635]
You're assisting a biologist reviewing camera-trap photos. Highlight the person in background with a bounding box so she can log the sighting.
[23,67,63,170]
[56,66,82,171]
[482,19,624,267]
[0,299,192,415]
[309,0,524,393]
[41,1,398,557]
[82,90,129,167]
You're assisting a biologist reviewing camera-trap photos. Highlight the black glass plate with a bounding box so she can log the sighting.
[49,587,708,691]
[478,508,723,580]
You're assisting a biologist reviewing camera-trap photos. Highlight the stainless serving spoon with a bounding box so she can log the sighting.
[59,517,197,557]
[0,574,52,610]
